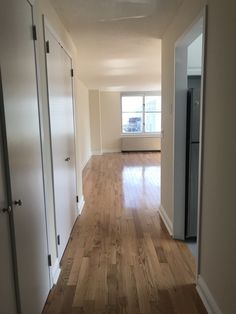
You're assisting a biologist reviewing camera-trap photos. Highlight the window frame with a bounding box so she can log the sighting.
[120,92,161,137]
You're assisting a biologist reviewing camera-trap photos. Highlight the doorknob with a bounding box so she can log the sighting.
[1,206,12,214]
[65,157,70,162]
[14,200,23,206]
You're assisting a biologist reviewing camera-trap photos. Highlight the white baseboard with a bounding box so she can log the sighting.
[92,150,102,156]
[92,149,121,155]
[78,195,85,215]
[81,154,91,170]
[196,275,222,314]
[102,148,121,153]
[159,205,173,236]
[51,258,61,286]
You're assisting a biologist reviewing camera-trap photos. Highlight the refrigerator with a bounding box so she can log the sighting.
[185,76,201,238]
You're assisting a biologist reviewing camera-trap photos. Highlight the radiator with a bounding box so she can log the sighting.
[121,137,161,152]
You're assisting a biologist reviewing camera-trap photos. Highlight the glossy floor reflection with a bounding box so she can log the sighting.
[43,152,206,314]
[122,164,160,209]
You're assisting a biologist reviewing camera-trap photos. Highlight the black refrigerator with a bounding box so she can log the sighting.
[185,76,201,238]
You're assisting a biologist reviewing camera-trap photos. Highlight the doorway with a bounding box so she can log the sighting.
[172,8,207,275]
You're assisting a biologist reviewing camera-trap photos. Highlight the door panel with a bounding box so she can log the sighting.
[0,78,17,314]
[0,0,50,313]
[45,28,76,260]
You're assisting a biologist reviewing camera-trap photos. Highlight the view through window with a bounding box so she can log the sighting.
[121,94,161,134]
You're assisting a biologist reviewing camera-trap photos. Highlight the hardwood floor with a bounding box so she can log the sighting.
[43,152,206,314]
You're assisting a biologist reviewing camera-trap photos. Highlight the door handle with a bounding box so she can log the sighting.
[65,157,70,162]
[14,200,23,206]
[1,206,12,214]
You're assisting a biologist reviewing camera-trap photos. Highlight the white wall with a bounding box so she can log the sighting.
[100,91,121,153]
[89,90,123,153]
[187,34,203,75]
[161,0,236,312]
[89,90,102,155]
[161,0,205,225]
[199,2,236,312]
[89,90,162,154]
[76,80,91,170]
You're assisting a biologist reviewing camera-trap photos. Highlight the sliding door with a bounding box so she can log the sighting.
[45,27,77,261]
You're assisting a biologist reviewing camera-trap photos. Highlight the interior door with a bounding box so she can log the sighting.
[45,27,77,260]
[0,74,17,314]
[0,0,50,313]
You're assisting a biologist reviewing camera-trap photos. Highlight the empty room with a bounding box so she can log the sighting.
[0,0,235,313]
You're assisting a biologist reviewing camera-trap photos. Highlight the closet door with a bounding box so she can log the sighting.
[45,27,77,261]
[0,0,50,313]
[0,76,17,314]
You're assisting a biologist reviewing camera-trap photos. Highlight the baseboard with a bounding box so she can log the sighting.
[81,154,91,170]
[51,258,61,286]
[196,275,222,314]
[102,148,121,153]
[159,205,173,236]
[78,195,85,215]
[92,150,102,156]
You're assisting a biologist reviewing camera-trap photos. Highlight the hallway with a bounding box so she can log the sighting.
[43,153,206,314]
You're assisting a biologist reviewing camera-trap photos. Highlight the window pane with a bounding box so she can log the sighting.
[122,113,143,133]
[145,96,161,112]
[145,113,161,133]
[122,96,143,112]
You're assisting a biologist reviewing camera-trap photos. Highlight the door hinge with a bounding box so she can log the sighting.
[45,40,50,54]
[71,68,74,77]
[32,25,37,41]
[48,254,52,267]
[76,195,79,203]
[57,234,60,245]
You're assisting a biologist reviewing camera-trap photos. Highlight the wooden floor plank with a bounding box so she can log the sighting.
[43,153,206,314]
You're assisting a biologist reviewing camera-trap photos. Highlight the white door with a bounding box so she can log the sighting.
[0,0,50,313]
[0,81,17,314]
[45,28,77,261]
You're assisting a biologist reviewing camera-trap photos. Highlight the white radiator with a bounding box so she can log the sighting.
[121,136,161,152]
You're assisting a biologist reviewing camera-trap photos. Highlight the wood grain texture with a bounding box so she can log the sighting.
[43,152,206,314]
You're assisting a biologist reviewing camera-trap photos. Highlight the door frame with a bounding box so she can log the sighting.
[172,6,207,275]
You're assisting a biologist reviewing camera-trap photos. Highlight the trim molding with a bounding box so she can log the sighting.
[51,258,61,286]
[92,150,102,156]
[159,205,173,236]
[81,154,91,170]
[78,195,85,216]
[102,148,121,153]
[92,149,122,154]
[196,275,222,314]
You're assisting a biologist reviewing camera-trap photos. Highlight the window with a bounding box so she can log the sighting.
[121,94,161,134]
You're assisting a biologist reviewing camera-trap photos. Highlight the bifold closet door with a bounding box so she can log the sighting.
[45,28,77,261]
[0,0,50,313]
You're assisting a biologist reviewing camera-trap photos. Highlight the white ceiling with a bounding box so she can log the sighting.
[49,0,183,91]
